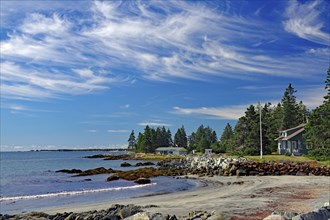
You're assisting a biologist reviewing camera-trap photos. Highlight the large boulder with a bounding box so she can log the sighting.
[121,162,132,167]
[292,208,330,220]
[107,175,120,181]
[134,178,151,184]
[135,162,155,167]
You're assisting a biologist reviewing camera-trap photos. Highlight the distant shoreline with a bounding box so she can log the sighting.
[32,148,129,152]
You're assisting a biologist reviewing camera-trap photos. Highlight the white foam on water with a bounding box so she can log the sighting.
[0,183,157,202]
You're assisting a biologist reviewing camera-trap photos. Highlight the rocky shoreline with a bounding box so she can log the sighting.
[3,155,329,220]
[160,155,330,176]
[1,203,329,220]
[56,155,329,184]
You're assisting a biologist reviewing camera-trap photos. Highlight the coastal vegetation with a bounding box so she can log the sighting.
[128,68,330,162]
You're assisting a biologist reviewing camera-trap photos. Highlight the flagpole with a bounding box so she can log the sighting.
[259,101,263,159]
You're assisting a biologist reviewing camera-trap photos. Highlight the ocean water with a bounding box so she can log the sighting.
[0,151,196,214]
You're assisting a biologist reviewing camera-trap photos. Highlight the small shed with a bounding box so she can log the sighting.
[205,149,212,155]
[155,147,187,155]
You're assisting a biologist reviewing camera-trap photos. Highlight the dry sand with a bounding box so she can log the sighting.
[44,175,330,219]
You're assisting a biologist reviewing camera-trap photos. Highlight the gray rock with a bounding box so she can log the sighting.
[283,211,298,219]
[263,214,285,220]
[150,213,167,220]
[292,208,330,220]
[127,212,150,220]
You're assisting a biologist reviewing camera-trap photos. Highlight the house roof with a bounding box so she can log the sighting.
[282,127,305,140]
[276,127,305,141]
[281,123,306,132]
[275,123,306,141]
[155,147,187,152]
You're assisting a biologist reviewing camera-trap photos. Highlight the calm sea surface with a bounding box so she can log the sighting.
[0,151,196,214]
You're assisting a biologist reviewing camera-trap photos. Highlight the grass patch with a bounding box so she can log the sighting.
[135,153,183,161]
[245,155,330,166]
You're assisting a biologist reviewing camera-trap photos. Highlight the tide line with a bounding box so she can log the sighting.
[0,183,157,202]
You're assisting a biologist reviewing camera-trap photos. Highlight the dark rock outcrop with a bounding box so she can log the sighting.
[107,175,120,182]
[56,169,82,174]
[135,162,155,167]
[74,167,120,176]
[120,162,132,167]
[134,178,151,184]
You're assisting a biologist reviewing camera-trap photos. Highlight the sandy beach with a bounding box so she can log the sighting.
[43,175,330,219]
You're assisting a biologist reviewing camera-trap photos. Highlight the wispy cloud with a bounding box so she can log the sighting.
[283,0,329,46]
[172,106,245,120]
[1,1,328,102]
[297,85,326,110]
[1,61,123,100]
[107,129,129,133]
[121,104,130,109]
[87,130,97,133]
[1,103,56,114]
[138,121,172,127]
[172,84,326,121]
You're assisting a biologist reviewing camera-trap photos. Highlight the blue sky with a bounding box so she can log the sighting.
[1,0,329,151]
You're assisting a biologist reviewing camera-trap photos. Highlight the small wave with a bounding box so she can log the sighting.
[0,183,156,202]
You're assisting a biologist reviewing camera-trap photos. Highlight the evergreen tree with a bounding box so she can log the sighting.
[166,128,173,147]
[304,67,330,149]
[221,123,233,140]
[155,127,162,148]
[244,105,260,155]
[187,132,196,152]
[143,125,153,153]
[281,83,305,129]
[191,125,217,152]
[232,105,260,155]
[212,123,233,153]
[127,130,136,150]
[265,103,283,153]
[260,103,273,155]
[174,126,187,148]
[136,132,145,152]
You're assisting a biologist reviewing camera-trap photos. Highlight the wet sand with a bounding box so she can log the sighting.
[43,175,330,219]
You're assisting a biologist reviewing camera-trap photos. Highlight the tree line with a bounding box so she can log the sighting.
[128,67,329,158]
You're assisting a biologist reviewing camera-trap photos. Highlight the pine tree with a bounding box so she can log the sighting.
[212,123,233,153]
[232,105,260,155]
[127,130,136,150]
[191,125,217,152]
[166,128,173,147]
[281,83,306,129]
[265,103,283,153]
[143,125,153,153]
[174,126,187,148]
[304,67,330,150]
[136,132,145,152]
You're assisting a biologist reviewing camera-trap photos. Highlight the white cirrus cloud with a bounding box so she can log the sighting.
[172,106,246,120]
[107,129,129,133]
[20,13,71,36]
[0,61,124,100]
[283,0,329,46]
[296,85,326,110]
[0,1,328,102]
[138,122,172,127]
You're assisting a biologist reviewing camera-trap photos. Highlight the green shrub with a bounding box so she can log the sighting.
[307,148,330,161]
[243,148,259,156]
